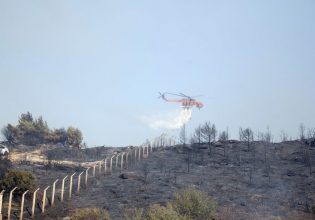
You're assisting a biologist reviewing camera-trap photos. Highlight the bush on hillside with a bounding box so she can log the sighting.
[70,208,111,220]
[146,204,183,220]
[124,208,143,220]
[125,188,216,220]
[0,169,36,195]
[171,188,216,220]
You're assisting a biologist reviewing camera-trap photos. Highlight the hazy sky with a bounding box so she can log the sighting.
[1,1,314,146]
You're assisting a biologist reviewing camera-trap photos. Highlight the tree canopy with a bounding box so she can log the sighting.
[1,112,83,147]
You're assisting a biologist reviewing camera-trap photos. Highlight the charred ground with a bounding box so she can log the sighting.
[1,140,315,220]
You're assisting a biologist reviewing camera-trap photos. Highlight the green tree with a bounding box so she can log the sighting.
[48,128,68,144]
[1,124,19,144]
[18,112,36,145]
[67,127,83,148]
[2,112,84,147]
[18,112,33,124]
[33,116,49,143]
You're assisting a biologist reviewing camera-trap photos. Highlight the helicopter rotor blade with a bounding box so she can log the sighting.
[164,92,185,97]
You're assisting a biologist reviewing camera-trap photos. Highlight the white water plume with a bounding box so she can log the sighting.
[142,108,192,130]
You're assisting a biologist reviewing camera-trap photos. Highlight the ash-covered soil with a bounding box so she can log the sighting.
[6,141,315,219]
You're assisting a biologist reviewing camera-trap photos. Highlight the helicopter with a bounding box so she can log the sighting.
[158,92,204,109]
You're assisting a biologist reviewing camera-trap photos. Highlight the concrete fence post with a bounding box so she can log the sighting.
[110,156,114,174]
[104,159,107,175]
[138,147,141,161]
[134,148,137,165]
[126,152,129,168]
[31,188,40,218]
[7,186,17,220]
[42,186,50,213]
[85,167,90,187]
[19,190,29,220]
[120,153,124,171]
[51,179,58,206]
[69,172,76,199]
[61,176,68,202]
[115,154,119,169]
[93,164,96,177]
[143,146,145,158]
[98,161,102,176]
[0,190,5,220]
[77,171,84,193]
[146,144,149,157]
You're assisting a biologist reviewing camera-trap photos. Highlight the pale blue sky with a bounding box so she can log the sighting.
[1,1,314,146]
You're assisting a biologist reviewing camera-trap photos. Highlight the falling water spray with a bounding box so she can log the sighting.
[142,108,192,130]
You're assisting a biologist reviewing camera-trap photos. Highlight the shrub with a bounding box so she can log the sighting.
[70,208,111,220]
[125,188,216,220]
[124,208,144,220]
[0,169,36,195]
[311,205,315,215]
[170,188,216,220]
[147,204,183,220]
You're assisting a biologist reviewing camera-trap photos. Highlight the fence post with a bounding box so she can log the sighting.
[110,156,114,174]
[134,148,137,165]
[126,152,129,169]
[85,167,90,187]
[19,190,29,220]
[120,153,124,171]
[104,159,107,175]
[115,154,119,169]
[42,186,50,213]
[143,146,145,158]
[146,144,149,157]
[61,176,68,202]
[0,190,5,220]
[51,179,58,206]
[7,186,17,220]
[98,161,102,176]
[93,164,96,177]
[138,147,141,161]
[77,171,84,193]
[31,188,40,218]
[69,172,76,199]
